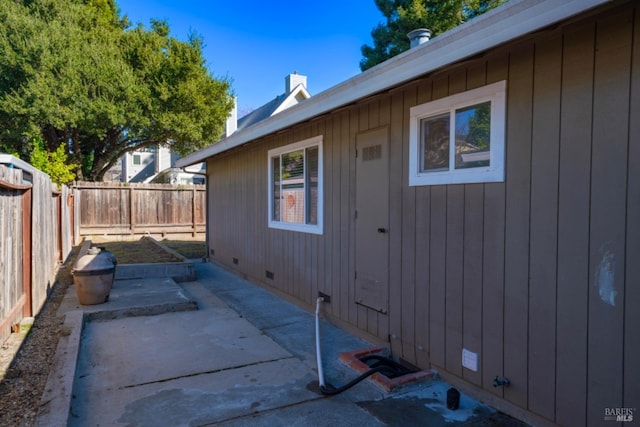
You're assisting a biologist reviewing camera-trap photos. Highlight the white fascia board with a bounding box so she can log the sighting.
[177,0,610,168]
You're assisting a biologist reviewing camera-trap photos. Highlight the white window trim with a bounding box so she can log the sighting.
[267,135,323,234]
[409,80,506,186]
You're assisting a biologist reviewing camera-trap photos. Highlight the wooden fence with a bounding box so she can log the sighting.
[1,172,205,344]
[74,181,206,239]
[0,157,73,344]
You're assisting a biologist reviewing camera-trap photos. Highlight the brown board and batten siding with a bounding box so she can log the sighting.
[626,3,640,416]
[206,2,639,425]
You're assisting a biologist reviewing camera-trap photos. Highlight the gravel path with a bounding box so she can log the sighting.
[0,252,75,427]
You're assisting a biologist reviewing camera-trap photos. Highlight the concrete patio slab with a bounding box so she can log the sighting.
[74,310,293,390]
[37,261,529,427]
[215,396,387,427]
[58,276,197,320]
[70,356,319,426]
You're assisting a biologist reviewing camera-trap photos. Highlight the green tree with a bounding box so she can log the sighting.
[29,138,77,186]
[360,0,506,71]
[0,0,234,181]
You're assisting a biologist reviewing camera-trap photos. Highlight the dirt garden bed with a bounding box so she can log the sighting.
[91,237,206,264]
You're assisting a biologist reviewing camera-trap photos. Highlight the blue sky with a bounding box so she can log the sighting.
[117,1,384,115]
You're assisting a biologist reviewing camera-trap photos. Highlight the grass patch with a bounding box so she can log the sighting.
[95,239,183,264]
[161,239,207,259]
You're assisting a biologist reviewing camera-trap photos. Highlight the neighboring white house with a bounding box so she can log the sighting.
[119,146,175,183]
[106,72,309,183]
[225,72,310,137]
[103,145,177,183]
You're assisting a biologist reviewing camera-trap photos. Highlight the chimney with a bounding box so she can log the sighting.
[407,28,431,48]
[225,97,237,137]
[285,72,307,94]
[155,145,171,173]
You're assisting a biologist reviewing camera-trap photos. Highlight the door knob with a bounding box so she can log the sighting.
[377,227,387,233]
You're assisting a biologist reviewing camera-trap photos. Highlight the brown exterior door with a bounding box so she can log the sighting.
[355,127,389,314]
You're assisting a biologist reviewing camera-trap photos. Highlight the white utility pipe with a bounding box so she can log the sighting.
[315,296,326,388]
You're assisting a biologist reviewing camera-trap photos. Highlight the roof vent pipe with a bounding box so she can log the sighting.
[407,28,431,48]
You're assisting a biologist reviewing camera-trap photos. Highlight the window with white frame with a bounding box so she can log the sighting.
[409,80,506,186]
[268,135,323,234]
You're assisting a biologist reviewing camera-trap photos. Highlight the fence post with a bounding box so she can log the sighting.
[54,189,62,262]
[22,187,32,317]
[73,188,80,244]
[0,176,33,333]
[192,186,197,237]
[129,185,135,236]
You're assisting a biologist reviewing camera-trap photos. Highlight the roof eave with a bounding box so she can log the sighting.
[177,0,609,168]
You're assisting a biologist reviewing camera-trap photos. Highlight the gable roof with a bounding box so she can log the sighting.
[177,0,609,168]
[235,83,310,132]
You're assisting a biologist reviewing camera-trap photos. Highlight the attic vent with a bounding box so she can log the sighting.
[362,145,382,161]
